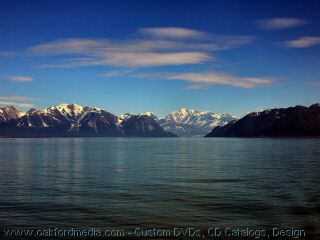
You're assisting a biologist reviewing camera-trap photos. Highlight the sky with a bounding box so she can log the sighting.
[0,0,319,117]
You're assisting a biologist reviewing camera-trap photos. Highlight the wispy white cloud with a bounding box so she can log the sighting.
[139,27,209,39]
[26,28,254,68]
[100,70,133,77]
[283,36,320,48]
[185,84,212,90]
[0,101,36,108]
[27,39,109,56]
[0,96,39,101]
[28,39,212,68]
[0,96,40,109]
[9,75,33,82]
[256,18,308,30]
[139,72,275,89]
[100,52,211,67]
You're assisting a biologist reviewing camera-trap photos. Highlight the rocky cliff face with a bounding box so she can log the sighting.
[119,114,175,137]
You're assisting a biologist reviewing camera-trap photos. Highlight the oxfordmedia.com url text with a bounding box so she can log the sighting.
[3,227,127,238]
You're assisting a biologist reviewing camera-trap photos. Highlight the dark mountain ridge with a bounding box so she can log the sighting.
[206,103,320,137]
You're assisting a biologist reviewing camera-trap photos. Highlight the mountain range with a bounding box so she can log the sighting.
[0,104,237,137]
[0,104,175,137]
[206,103,320,137]
[3,103,318,138]
[147,108,237,137]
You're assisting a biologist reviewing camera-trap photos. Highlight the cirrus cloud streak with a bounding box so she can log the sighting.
[256,18,308,30]
[0,96,40,101]
[27,27,254,68]
[139,72,275,89]
[283,36,320,48]
[0,101,36,108]
[9,75,33,82]
[0,96,40,109]
[139,27,210,39]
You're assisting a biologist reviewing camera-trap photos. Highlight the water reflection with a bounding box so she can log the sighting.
[0,138,319,235]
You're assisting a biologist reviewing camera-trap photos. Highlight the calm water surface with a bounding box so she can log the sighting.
[0,138,319,233]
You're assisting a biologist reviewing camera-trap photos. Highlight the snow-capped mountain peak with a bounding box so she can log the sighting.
[144,112,158,120]
[158,108,237,136]
[0,105,22,122]
[43,103,102,121]
[180,107,190,115]
[53,103,84,117]
[118,113,133,123]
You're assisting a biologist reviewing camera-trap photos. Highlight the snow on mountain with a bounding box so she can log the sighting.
[0,104,175,137]
[144,112,158,120]
[117,113,134,123]
[55,103,85,117]
[44,103,101,120]
[0,106,22,123]
[0,104,236,137]
[157,108,237,136]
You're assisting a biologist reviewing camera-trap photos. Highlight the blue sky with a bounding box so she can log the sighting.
[0,0,319,117]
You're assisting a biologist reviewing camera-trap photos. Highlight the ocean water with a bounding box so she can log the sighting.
[0,138,319,237]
